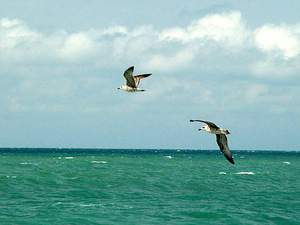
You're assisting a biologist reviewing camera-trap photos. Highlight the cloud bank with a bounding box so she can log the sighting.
[1,11,300,64]
[1,11,299,116]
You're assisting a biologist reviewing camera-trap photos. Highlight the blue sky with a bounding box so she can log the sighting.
[0,1,299,150]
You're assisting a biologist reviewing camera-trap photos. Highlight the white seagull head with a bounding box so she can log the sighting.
[198,126,209,131]
[118,85,125,90]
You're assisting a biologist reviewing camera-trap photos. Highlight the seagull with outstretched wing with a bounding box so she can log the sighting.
[118,66,151,92]
[190,119,235,164]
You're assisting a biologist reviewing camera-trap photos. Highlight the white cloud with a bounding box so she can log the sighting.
[159,11,248,47]
[0,18,43,49]
[60,31,98,61]
[102,25,128,36]
[145,48,195,72]
[1,13,299,72]
[0,18,22,28]
[255,23,300,60]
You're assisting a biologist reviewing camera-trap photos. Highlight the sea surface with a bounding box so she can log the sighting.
[0,148,299,225]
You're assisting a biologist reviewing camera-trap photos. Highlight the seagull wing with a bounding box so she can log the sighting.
[216,134,235,164]
[134,74,151,87]
[123,66,137,88]
[190,120,220,129]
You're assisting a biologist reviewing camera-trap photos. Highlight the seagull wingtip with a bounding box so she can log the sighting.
[228,158,235,164]
[224,154,235,164]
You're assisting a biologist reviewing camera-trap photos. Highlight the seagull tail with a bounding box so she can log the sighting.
[221,130,230,135]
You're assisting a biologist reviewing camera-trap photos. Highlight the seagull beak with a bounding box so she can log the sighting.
[117,87,120,89]
[198,128,202,131]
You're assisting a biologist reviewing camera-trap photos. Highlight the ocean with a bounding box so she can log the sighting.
[0,148,299,225]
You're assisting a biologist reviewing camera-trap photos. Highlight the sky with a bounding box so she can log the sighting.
[0,0,300,150]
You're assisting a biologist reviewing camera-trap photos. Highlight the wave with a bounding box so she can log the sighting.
[91,161,107,164]
[235,172,255,175]
[21,162,38,165]
[1,148,298,155]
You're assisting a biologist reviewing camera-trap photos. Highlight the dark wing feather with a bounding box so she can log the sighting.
[123,66,136,88]
[134,74,151,87]
[216,134,235,164]
[190,120,219,129]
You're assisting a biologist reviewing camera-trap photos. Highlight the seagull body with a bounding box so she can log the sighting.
[190,119,235,164]
[118,66,151,92]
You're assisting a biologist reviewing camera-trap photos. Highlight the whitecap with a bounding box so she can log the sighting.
[283,161,290,164]
[164,156,173,159]
[65,157,74,159]
[91,161,107,164]
[21,162,37,165]
[219,172,226,175]
[79,204,103,207]
[52,202,63,206]
[235,172,255,175]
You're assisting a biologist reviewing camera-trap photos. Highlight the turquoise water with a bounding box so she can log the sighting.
[0,149,299,224]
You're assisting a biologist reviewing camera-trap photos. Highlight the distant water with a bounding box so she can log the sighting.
[0,148,299,224]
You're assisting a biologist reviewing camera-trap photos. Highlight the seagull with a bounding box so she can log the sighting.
[118,66,151,92]
[190,119,235,164]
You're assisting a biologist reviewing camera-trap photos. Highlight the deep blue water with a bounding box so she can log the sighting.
[0,148,299,224]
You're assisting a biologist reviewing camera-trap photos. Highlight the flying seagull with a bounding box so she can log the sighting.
[190,119,235,164]
[118,66,151,92]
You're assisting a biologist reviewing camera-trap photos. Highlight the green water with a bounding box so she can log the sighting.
[0,149,299,224]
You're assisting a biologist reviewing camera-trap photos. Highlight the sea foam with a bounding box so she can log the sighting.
[235,172,255,175]
[91,161,107,164]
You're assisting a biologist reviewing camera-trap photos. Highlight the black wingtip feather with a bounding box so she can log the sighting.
[127,66,134,71]
[225,155,235,164]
